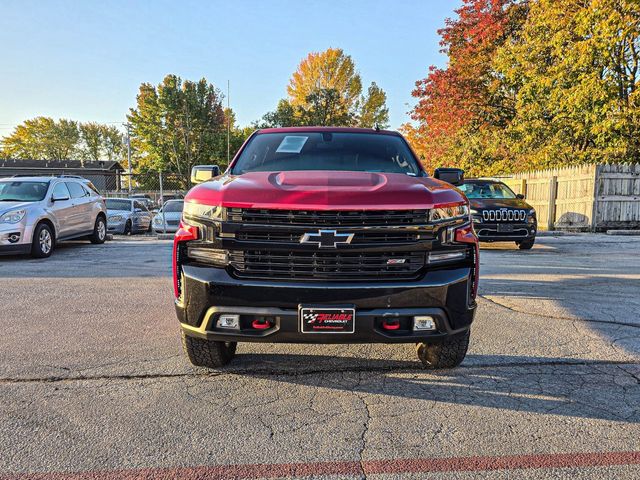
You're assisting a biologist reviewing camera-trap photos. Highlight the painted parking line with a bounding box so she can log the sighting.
[3,451,640,479]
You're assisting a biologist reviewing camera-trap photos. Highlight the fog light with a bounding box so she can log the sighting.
[216,314,240,329]
[413,315,436,331]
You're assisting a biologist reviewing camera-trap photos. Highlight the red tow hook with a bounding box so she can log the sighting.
[382,318,401,330]
[252,319,272,330]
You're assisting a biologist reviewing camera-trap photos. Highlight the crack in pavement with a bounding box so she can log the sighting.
[478,294,640,328]
[1,359,638,385]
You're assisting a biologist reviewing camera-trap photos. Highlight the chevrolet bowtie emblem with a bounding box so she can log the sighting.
[300,229,354,248]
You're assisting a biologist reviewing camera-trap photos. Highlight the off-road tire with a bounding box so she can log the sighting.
[181,331,237,368]
[517,238,535,250]
[31,222,54,258]
[416,330,470,369]
[89,216,107,244]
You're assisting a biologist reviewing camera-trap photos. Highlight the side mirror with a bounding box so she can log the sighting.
[516,193,525,200]
[134,208,142,213]
[51,193,70,202]
[191,165,221,184]
[434,168,464,186]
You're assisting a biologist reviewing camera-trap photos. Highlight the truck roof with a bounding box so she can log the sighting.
[256,126,401,136]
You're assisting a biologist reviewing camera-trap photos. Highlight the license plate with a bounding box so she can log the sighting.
[497,224,514,232]
[300,306,355,333]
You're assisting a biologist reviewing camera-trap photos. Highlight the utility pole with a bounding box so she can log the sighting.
[227,80,230,165]
[123,122,132,194]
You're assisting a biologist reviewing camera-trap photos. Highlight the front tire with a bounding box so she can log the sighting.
[417,330,470,369]
[517,237,535,250]
[181,332,237,368]
[31,223,54,258]
[89,216,107,244]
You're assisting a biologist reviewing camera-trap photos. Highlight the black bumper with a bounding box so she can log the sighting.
[473,222,536,242]
[0,244,31,256]
[176,264,476,344]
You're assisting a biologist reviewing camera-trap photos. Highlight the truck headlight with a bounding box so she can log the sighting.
[0,209,26,224]
[430,204,469,222]
[183,203,223,221]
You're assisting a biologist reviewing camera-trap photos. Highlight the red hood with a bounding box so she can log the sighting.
[185,171,466,210]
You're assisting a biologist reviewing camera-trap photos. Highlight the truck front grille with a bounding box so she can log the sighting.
[228,208,429,226]
[481,209,527,222]
[229,250,425,280]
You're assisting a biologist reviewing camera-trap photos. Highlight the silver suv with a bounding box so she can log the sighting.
[0,176,107,258]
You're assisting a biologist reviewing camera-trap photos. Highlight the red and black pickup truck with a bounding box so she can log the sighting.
[173,127,478,369]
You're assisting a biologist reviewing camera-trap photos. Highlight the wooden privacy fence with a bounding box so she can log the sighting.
[498,163,640,231]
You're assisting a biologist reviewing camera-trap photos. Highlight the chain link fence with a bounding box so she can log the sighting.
[86,171,189,207]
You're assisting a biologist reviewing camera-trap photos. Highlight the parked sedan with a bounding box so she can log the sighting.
[152,200,184,233]
[106,198,152,235]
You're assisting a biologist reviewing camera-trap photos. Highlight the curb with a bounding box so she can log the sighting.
[606,230,640,236]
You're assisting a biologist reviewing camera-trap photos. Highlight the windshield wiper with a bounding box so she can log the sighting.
[0,198,26,202]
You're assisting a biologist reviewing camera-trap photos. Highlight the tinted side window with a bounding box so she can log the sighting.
[66,182,88,199]
[52,182,70,199]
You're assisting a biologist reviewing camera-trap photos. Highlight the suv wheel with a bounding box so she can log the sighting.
[181,332,237,368]
[31,223,54,258]
[89,216,107,244]
[416,330,470,369]
[517,238,535,250]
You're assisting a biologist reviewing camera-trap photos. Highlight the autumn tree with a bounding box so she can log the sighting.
[406,0,640,175]
[403,0,527,175]
[127,75,227,186]
[262,48,389,128]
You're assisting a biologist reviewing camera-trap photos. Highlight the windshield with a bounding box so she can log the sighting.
[231,132,422,176]
[0,180,50,202]
[163,201,184,213]
[458,182,517,199]
[106,199,132,211]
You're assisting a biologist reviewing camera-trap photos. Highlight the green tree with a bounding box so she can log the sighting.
[127,74,226,185]
[2,117,81,160]
[357,82,390,128]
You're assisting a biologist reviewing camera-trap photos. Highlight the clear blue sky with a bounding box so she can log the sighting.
[0,0,460,135]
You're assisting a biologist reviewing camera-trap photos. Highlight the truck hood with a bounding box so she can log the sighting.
[185,171,466,210]
[0,201,33,215]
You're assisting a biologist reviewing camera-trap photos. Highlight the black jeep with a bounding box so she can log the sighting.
[459,179,537,249]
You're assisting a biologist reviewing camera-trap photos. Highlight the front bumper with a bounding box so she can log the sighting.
[107,218,126,234]
[0,222,33,255]
[473,222,536,242]
[176,264,476,344]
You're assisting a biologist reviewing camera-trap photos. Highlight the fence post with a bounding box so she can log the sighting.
[548,176,557,230]
[520,178,527,197]
[159,171,167,234]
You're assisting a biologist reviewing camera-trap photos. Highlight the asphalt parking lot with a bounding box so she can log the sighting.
[0,234,639,479]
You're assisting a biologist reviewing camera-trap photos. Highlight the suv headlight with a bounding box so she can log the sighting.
[430,204,469,222]
[183,203,223,221]
[0,209,26,224]
[109,215,123,222]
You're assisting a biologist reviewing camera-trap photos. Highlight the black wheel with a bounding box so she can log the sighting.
[31,222,54,258]
[416,330,470,370]
[123,220,132,236]
[146,220,152,233]
[181,332,237,368]
[89,216,107,244]
[517,238,535,250]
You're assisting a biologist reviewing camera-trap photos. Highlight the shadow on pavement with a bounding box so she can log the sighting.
[227,353,640,424]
